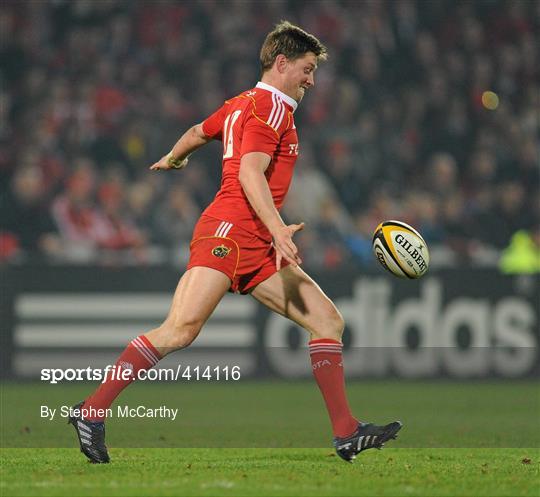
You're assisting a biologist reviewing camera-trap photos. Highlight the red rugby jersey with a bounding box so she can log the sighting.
[201,81,299,241]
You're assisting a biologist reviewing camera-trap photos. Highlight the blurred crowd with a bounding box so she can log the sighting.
[1,0,538,270]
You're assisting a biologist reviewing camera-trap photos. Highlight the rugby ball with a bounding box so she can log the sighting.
[372,220,429,279]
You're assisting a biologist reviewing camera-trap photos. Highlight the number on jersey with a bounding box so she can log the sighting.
[223,110,242,159]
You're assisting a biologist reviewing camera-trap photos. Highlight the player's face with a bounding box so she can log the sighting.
[284,52,318,103]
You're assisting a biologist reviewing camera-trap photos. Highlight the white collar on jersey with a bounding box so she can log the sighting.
[255,81,298,112]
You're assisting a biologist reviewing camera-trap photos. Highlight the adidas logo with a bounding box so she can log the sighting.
[357,435,377,450]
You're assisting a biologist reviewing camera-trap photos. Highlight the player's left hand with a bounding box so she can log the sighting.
[273,222,304,270]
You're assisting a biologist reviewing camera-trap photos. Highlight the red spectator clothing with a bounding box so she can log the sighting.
[51,196,111,245]
[52,196,141,249]
[201,82,300,242]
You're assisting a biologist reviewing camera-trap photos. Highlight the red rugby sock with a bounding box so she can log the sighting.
[309,338,358,438]
[83,335,161,421]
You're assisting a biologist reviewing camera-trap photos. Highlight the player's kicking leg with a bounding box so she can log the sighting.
[250,264,402,462]
[69,266,231,463]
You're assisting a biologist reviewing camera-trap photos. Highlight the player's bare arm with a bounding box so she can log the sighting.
[150,123,211,171]
[238,151,304,269]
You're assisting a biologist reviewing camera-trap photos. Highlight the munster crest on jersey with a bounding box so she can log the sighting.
[212,244,232,258]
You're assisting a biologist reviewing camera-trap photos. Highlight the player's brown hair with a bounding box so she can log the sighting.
[259,20,328,74]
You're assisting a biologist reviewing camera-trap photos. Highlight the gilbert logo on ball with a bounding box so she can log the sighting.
[372,220,430,279]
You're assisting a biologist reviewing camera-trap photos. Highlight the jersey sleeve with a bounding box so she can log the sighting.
[202,104,226,141]
[240,108,280,158]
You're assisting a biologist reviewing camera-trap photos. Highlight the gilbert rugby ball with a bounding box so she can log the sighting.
[372,220,429,279]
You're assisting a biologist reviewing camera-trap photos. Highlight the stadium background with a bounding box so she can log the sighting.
[1,0,538,269]
[0,0,539,451]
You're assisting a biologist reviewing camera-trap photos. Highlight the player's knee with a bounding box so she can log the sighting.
[312,306,345,341]
[328,308,345,339]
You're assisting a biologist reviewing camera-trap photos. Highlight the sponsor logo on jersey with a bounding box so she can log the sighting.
[212,245,232,258]
[288,143,299,155]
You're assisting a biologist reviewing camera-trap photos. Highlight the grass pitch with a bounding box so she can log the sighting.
[1,381,539,496]
[1,448,538,496]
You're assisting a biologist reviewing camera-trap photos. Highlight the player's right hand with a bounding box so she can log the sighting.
[272,222,304,270]
[149,154,171,171]
[149,153,188,171]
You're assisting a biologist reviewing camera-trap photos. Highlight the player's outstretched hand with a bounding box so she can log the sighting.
[273,222,305,270]
[149,154,171,171]
[149,153,188,171]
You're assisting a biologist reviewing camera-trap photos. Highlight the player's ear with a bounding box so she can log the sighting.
[275,54,288,74]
